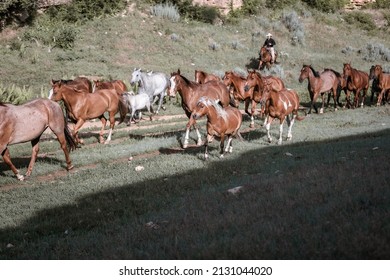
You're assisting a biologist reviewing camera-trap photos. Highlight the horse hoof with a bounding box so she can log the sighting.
[183,143,188,149]
[249,123,255,128]
[67,165,74,171]
[16,174,24,181]
[196,141,203,146]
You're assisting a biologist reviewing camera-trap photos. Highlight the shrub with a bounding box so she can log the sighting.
[0,83,34,104]
[0,0,38,30]
[265,0,299,10]
[281,10,305,45]
[151,2,180,22]
[363,43,390,62]
[302,0,347,13]
[343,11,376,31]
[372,0,390,9]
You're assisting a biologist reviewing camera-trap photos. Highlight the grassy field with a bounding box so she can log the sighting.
[0,3,390,259]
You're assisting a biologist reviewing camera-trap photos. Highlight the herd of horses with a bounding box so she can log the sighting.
[1,63,390,181]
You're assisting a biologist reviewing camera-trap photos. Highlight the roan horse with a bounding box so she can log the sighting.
[261,82,304,145]
[49,80,127,144]
[121,91,153,126]
[0,98,77,181]
[243,70,285,127]
[168,69,233,148]
[343,63,369,108]
[258,46,278,70]
[298,65,341,114]
[130,68,169,114]
[191,96,242,160]
[369,65,390,106]
[194,70,221,84]
[94,79,128,96]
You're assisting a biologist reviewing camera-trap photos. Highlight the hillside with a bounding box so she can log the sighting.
[0,2,389,102]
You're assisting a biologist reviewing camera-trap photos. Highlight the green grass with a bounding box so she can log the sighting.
[0,3,390,259]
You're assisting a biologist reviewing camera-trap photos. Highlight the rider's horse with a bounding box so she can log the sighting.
[0,99,77,181]
[298,65,341,114]
[258,46,278,70]
[168,69,232,148]
[343,63,369,108]
[191,96,242,160]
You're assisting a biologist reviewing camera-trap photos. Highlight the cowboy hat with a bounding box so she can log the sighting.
[266,33,272,37]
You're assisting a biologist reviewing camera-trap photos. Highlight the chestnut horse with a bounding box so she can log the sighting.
[222,71,255,125]
[243,70,285,127]
[261,82,304,145]
[194,70,221,84]
[168,69,232,148]
[298,65,341,114]
[369,65,390,106]
[51,77,93,93]
[0,99,77,181]
[191,96,242,160]
[343,63,369,108]
[94,79,128,96]
[258,46,278,70]
[49,81,127,144]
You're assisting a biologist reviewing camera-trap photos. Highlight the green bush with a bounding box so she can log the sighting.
[0,0,38,30]
[265,0,299,10]
[343,11,376,31]
[0,83,34,104]
[372,0,390,9]
[302,0,347,13]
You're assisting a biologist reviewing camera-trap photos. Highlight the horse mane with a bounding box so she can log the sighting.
[307,65,320,78]
[0,101,6,106]
[199,96,228,120]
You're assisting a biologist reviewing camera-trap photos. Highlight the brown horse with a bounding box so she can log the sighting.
[298,65,341,114]
[261,82,304,145]
[222,71,256,126]
[49,81,127,144]
[94,79,128,96]
[243,70,285,126]
[0,99,77,181]
[258,46,278,70]
[343,63,369,108]
[194,70,221,84]
[51,77,93,93]
[369,65,390,106]
[191,96,242,159]
[168,69,232,148]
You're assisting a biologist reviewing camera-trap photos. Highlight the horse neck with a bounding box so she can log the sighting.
[176,77,197,105]
[232,75,250,98]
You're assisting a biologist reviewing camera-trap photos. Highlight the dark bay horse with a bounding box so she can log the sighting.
[94,79,128,96]
[194,70,221,84]
[51,77,93,93]
[222,70,256,125]
[261,82,304,145]
[298,65,341,114]
[0,99,77,181]
[49,81,127,144]
[243,70,285,127]
[168,69,232,148]
[258,46,278,70]
[343,63,369,108]
[191,96,242,160]
[369,65,390,106]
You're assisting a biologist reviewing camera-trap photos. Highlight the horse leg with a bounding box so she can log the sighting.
[25,137,40,177]
[377,89,385,106]
[320,93,325,114]
[73,119,86,144]
[287,114,296,141]
[97,116,107,144]
[204,134,213,160]
[219,134,226,158]
[1,147,24,181]
[225,136,233,154]
[277,117,286,145]
[194,124,203,146]
[360,88,367,108]
[104,112,116,144]
[244,99,255,128]
[55,131,74,171]
[265,116,274,143]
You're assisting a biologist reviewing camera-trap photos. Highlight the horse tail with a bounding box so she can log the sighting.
[63,117,78,151]
[117,96,128,124]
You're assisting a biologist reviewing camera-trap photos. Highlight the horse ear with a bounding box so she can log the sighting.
[177,69,181,74]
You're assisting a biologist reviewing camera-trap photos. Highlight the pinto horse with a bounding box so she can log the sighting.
[369,65,390,106]
[343,63,369,108]
[168,69,232,148]
[298,65,341,114]
[194,70,221,84]
[191,96,242,159]
[243,70,285,127]
[258,46,278,70]
[49,81,127,144]
[0,99,77,181]
[94,79,128,96]
[261,82,304,145]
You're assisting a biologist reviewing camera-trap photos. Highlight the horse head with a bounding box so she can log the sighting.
[130,68,142,86]
[298,65,311,83]
[343,63,352,78]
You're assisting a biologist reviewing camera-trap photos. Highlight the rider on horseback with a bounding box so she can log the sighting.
[263,33,276,64]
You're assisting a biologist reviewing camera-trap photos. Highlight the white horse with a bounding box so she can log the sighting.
[122,91,154,126]
[130,68,169,114]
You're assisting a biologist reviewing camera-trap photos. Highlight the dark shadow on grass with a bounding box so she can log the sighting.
[1,129,390,259]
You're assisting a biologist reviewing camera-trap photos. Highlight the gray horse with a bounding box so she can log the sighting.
[130,68,169,114]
